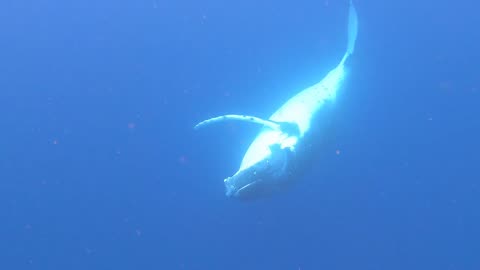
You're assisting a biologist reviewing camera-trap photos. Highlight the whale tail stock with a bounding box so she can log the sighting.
[340,0,359,66]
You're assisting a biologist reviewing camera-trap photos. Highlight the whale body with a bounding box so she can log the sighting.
[195,1,359,200]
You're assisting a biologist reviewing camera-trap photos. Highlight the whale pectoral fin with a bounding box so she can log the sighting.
[194,114,281,131]
[194,114,300,137]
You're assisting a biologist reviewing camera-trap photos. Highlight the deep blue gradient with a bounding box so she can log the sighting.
[1,0,479,269]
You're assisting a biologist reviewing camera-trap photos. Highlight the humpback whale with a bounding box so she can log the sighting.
[195,1,359,200]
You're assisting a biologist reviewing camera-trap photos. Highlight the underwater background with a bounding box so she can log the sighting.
[1,0,479,269]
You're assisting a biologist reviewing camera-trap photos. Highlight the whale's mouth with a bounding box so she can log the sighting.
[225,180,258,199]
[223,157,275,200]
[224,169,261,199]
[225,176,269,201]
[223,145,295,200]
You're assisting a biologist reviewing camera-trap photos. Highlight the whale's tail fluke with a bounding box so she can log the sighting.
[340,0,358,65]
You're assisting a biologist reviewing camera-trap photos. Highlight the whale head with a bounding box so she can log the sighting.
[223,144,297,200]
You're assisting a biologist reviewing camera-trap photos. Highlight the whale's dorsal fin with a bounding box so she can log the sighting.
[194,114,300,136]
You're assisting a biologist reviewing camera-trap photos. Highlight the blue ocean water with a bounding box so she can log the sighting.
[1,0,479,269]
